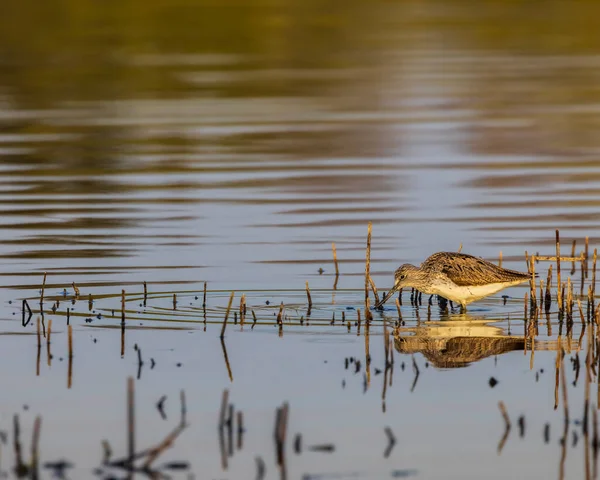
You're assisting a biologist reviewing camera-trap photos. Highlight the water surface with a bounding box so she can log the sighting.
[2,1,600,478]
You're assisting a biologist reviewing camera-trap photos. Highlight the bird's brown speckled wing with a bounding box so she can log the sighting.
[421,252,530,286]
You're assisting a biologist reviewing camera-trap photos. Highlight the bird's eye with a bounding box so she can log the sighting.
[400,274,406,280]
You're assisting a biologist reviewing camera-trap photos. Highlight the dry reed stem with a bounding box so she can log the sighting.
[251,310,257,329]
[571,240,577,275]
[365,222,373,321]
[240,294,246,327]
[72,282,80,298]
[40,272,47,308]
[368,275,380,305]
[579,299,586,325]
[498,250,502,267]
[121,290,126,324]
[557,230,562,310]
[546,265,553,311]
[276,302,284,325]
[305,281,312,308]
[332,242,339,277]
[529,255,537,305]
[457,243,462,253]
[220,292,235,339]
[586,235,590,266]
[67,325,73,389]
[536,255,584,262]
[540,280,545,310]
[203,281,207,309]
[143,281,147,306]
[220,338,233,382]
[395,298,402,320]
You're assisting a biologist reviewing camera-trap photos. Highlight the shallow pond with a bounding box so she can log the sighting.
[2,1,600,479]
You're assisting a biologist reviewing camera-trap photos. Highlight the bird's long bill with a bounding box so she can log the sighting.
[376,285,399,308]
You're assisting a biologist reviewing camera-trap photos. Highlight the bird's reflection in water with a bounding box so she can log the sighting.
[394,313,571,369]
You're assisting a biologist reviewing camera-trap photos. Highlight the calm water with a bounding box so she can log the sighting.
[2,1,600,479]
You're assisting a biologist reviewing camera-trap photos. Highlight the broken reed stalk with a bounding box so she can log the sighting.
[332,242,339,277]
[203,281,207,309]
[240,294,246,327]
[277,302,284,325]
[578,299,586,325]
[220,292,235,339]
[529,255,537,306]
[571,240,577,275]
[458,243,463,253]
[40,271,47,309]
[143,281,147,306]
[365,222,373,321]
[499,250,502,267]
[586,236,590,268]
[567,277,573,317]
[72,282,80,298]
[121,290,126,324]
[546,265,553,311]
[251,310,257,329]
[395,298,402,320]
[127,377,135,468]
[305,281,312,308]
[368,275,380,305]
[173,293,177,310]
[557,230,563,311]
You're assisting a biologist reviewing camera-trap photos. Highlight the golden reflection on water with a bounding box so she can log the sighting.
[394,316,576,369]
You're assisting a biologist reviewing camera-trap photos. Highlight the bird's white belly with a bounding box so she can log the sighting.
[426,280,525,305]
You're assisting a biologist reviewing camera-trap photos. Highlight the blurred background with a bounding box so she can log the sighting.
[2,0,600,295]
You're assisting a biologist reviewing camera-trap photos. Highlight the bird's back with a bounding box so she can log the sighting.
[421,252,530,287]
